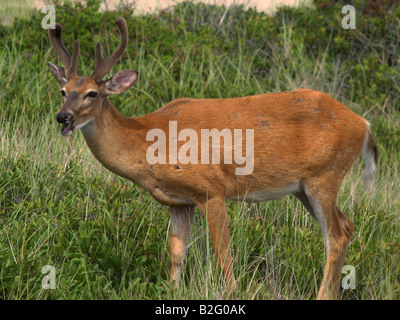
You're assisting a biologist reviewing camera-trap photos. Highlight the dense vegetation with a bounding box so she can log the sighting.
[0,0,399,299]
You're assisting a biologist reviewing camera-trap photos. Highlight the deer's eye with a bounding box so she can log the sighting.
[86,91,98,99]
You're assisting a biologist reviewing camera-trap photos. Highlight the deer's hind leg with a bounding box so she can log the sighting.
[294,177,353,300]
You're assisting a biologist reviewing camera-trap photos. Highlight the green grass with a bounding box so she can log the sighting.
[0,1,399,300]
[0,0,35,25]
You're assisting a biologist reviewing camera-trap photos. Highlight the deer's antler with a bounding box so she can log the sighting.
[91,17,128,82]
[48,24,80,78]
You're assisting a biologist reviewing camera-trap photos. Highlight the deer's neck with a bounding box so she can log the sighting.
[80,99,148,184]
[80,100,195,206]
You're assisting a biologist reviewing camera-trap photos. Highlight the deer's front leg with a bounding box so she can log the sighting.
[199,196,236,295]
[169,205,195,285]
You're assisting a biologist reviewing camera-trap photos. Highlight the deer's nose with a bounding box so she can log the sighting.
[56,112,69,124]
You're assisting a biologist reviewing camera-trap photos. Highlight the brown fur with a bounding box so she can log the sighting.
[49,18,377,299]
[55,81,375,299]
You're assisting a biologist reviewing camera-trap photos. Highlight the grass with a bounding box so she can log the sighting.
[0,0,36,25]
[0,1,399,300]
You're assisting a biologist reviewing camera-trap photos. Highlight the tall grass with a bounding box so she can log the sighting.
[0,0,35,25]
[0,1,399,299]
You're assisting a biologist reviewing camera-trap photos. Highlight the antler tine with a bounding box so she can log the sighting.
[48,24,72,70]
[91,17,128,82]
[69,40,80,78]
[49,24,80,79]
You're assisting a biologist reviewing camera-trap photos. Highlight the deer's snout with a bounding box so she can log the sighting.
[56,112,69,124]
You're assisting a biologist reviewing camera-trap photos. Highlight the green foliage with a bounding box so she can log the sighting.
[2,0,400,116]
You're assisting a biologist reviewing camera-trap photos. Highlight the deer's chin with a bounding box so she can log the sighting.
[74,118,94,132]
[61,120,75,136]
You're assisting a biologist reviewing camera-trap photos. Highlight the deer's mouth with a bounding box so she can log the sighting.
[61,120,75,136]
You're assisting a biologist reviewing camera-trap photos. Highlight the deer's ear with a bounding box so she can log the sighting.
[48,62,68,86]
[105,70,138,94]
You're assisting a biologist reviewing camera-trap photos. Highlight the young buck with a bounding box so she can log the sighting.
[48,17,377,299]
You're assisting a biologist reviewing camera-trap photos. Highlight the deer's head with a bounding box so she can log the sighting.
[48,17,138,136]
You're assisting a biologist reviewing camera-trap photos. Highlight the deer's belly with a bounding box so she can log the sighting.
[230,182,300,202]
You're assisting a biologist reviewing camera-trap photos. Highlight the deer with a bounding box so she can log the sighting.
[48,17,377,300]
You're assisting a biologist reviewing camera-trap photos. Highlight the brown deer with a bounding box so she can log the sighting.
[48,17,377,299]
